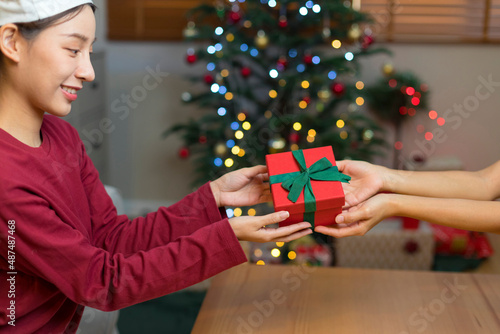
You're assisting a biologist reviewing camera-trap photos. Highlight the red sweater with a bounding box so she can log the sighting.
[0,115,247,333]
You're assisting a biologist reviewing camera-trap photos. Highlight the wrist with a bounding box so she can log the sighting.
[210,181,221,207]
[380,166,397,193]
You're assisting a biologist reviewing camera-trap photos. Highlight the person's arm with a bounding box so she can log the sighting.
[383,160,500,201]
[338,160,500,207]
[315,193,500,237]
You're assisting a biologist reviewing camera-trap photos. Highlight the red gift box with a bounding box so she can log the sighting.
[265,146,347,227]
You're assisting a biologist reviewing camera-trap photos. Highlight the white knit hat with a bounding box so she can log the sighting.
[0,0,93,26]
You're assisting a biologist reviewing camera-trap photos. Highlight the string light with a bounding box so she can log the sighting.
[248,208,256,216]
[271,248,281,257]
[264,110,273,118]
[215,27,224,35]
[336,120,345,128]
[269,69,279,78]
[437,117,446,126]
[242,121,251,130]
[308,129,317,137]
[356,97,365,106]
[234,207,242,217]
[276,242,285,247]
[332,40,341,49]
[218,107,227,116]
[425,132,433,141]
[307,136,315,143]
[328,71,337,80]
[429,110,438,120]
[226,208,234,218]
[238,149,245,157]
[291,144,299,150]
[288,251,297,260]
[235,130,244,139]
[293,122,302,131]
[395,141,403,150]
[299,101,308,109]
[340,131,348,139]
[356,81,365,90]
[254,248,263,257]
[225,92,234,100]
[225,158,234,167]
[221,69,229,77]
[256,260,265,265]
[226,33,235,42]
[279,79,287,87]
[237,113,246,121]
[345,52,354,61]
[269,90,278,98]
[231,146,240,155]
[301,80,310,89]
[214,158,223,166]
[226,139,235,148]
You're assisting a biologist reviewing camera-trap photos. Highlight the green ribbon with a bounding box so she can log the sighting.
[269,150,351,226]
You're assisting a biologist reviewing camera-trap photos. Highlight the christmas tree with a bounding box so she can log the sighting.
[164,0,391,187]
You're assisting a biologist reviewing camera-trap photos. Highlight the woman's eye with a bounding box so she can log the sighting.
[67,49,80,55]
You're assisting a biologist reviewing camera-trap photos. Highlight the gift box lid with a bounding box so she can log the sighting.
[265,146,346,216]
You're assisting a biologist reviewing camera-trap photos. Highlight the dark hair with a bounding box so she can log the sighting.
[0,4,96,73]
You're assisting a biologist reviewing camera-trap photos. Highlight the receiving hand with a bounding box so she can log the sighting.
[230,211,313,243]
[314,193,392,238]
[337,160,386,207]
[210,165,271,208]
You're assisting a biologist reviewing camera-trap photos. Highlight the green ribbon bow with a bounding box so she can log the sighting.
[269,149,351,226]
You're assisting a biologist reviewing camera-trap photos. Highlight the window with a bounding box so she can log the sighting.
[107,0,500,43]
[360,0,500,43]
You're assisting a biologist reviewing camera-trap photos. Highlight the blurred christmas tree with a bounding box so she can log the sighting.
[164,0,391,186]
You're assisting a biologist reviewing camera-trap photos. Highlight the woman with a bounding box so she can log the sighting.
[0,2,312,332]
[315,159,500,237]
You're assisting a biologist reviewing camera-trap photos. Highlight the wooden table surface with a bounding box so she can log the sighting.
[192,263,500,334]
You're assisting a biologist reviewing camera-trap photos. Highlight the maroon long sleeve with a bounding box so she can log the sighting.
[0,115,247,333]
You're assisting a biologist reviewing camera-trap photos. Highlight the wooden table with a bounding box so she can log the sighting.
[192,263,500,333]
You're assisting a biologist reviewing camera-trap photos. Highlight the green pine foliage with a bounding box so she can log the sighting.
[164,0,391,186]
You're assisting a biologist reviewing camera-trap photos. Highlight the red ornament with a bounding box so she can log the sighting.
[289,132,300,143]
[241,67,252,78]
[361,35,374,49]
[228,10,242,24]
[199,136,207,144]
[186,53,197,64]
[303,54,313,65]
[178,147,190,159]
[204,74,214,85]
[331,82,345,96]
[277,57,288,70]
[278,16,288,28]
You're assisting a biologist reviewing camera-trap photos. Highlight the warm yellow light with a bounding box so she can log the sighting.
[225,92,234,100]
[231,146,240,155]
[307,136,315,143]
[242,121,251,130]
[301,80,310,89]
[291,144,299,151]
[248,208,256,216]
[264,110,273,119]
[293,122,302,131]
[336,120,345,128]
[237,113,246,121]
[254,248,263,257]
[225,158,234,167]
[332,40,342,49]
[288,251,297,260]
[340,131,348,140]
[276,242,285,247]
[238,149,245,157]
[269,90,278,98]
[235,130,244,139]
[234,207,243,217]
[256,260,265,265]
[271,248,281,257]
[221,69,229,77]
[299,101,308,109]
[226,33,235,42]
[279,79,287,87]
[356,97,365,106]
[308,129,317,137]
[356,81,364,90]
[244,20,252,28]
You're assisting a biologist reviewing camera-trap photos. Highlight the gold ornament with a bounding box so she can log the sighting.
[348,24,361,41]
[382,63,395,76]
[214,143,227,156]
[255,30,269,49]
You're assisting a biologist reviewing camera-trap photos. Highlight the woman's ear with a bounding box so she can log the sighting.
[0,24,23,64]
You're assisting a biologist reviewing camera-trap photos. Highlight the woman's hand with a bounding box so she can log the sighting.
[337,160,387,207]
[210,165,271,208]
[314,193,394,238]
[230,211,312,243]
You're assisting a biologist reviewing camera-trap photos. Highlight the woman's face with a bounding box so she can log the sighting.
[17,6,96,117]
